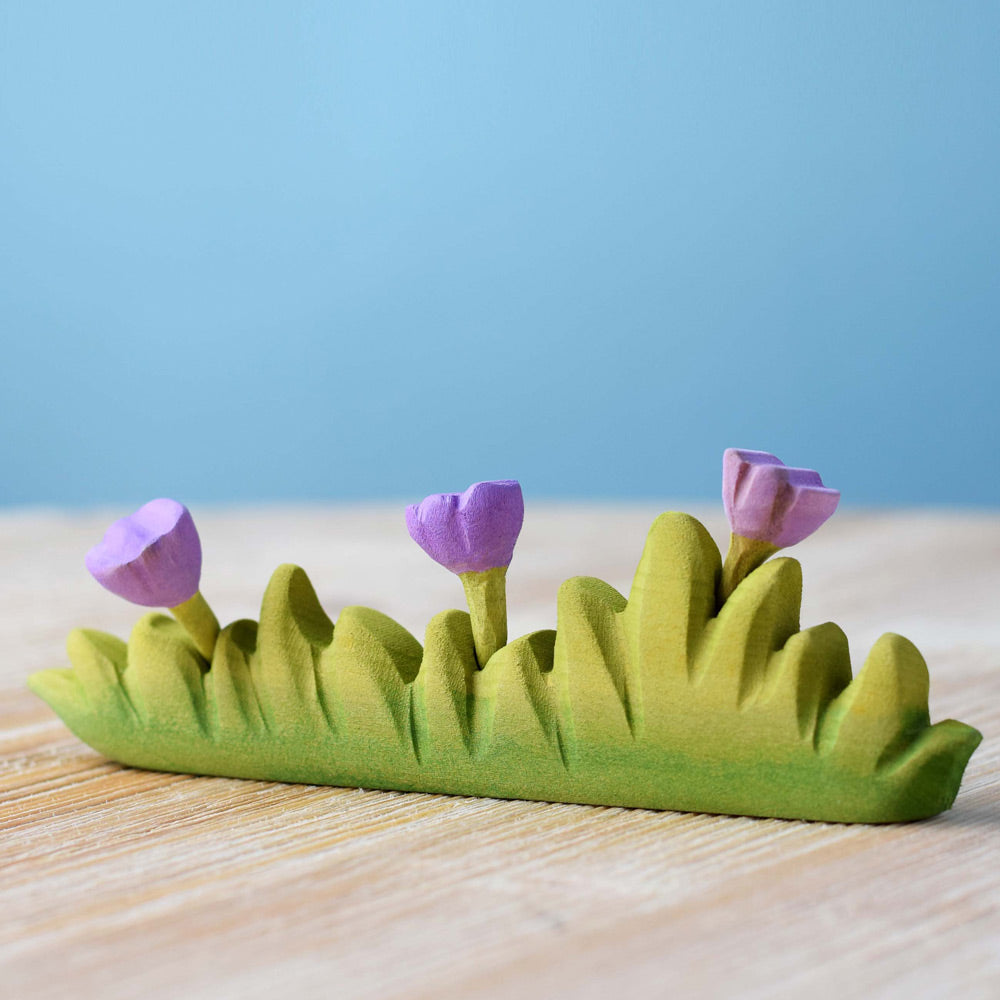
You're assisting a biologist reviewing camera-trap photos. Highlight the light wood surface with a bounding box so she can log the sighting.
[2,504,998,998]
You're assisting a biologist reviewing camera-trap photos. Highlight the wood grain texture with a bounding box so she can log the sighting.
[2,504,998,998]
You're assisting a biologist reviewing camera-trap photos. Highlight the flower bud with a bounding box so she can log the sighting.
[85,498,202,608]
[723,449,839,548]
[406,480,524,575]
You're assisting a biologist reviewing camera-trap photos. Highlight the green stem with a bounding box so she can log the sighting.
[459,567,508,668]
[170,590,220,662]
[719,533,779,605]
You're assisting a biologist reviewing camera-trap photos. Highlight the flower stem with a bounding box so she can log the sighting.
[170,590,220,662]
[719,533,779,605]
[459,567,508,668]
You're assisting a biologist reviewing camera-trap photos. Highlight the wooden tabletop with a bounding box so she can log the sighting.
[2,504,998,998]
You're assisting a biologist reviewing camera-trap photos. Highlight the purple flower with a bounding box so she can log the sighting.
[406,480,524,575]
[723,449,840,547]
[85,498,203,607]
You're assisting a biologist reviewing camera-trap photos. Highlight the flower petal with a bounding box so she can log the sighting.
[772,483,841,547]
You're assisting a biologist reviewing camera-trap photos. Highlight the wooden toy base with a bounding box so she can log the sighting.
[28,513,981,823]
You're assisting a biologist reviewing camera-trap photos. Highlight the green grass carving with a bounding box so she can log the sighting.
[29,512,981,823]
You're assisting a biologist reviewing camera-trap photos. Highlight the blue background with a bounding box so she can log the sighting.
[2,2,998,507]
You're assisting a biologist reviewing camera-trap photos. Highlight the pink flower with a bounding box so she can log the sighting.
[723,449,840,547]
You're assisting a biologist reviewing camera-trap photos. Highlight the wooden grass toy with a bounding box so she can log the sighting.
[28,450,982,823]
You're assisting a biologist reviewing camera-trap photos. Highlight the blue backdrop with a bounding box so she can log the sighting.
[2,2,998,506]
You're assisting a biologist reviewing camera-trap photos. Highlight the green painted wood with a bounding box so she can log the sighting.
[27,512,982,823]
[459,567,509,668]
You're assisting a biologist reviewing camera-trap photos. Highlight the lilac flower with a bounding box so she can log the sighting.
[719,449,840,603]
[406,480,524,576]
[406,480,524,667]
[85,498,219,660]
[85,498,202,608]
[723,449,840,548]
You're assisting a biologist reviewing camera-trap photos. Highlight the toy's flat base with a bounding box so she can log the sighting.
[39,714,979,824]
